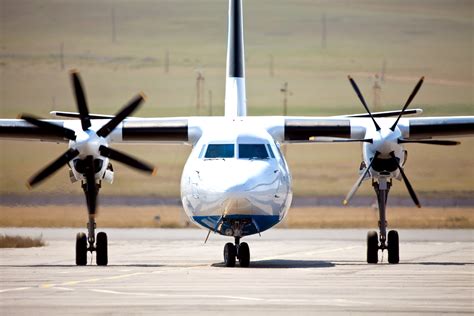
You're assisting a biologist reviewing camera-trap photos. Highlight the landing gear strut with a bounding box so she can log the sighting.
[367,178,399,264]
[75,176,108,266]
[223,237,250,267]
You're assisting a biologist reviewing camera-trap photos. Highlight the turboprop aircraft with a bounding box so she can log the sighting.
[1,0,473,267]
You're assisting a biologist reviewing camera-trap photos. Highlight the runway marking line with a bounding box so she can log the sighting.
[40,271,166,289]
[90,289,265,301]
[0,287,32,293]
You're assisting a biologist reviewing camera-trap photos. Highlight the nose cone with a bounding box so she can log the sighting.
[369,127,402,158]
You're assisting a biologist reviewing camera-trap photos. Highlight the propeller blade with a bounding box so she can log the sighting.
[99,145,156,175]
[343,152,379,205]
[20,114,76,141]
[348,75,381,131]
[83,156,98,215]
[390,152,421,208]
[398,139,460,146]
[309,137,373,143]
[390,76,424,131]
[96,93,146,138]
[27,148,80,188]
[70,70,91,131]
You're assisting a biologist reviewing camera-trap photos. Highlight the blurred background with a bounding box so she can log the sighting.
[1,0,473,200]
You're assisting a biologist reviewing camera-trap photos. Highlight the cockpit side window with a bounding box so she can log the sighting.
[266,144,275,158]
[238,144,269,159]
[204,144,235,158]
[198,145,207,158]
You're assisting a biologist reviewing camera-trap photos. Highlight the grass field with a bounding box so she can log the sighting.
[0,205,472,229]
[1,0,473,198]
[0,234,45,248]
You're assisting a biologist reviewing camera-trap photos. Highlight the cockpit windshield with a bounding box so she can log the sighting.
[204,144,235,158]
[238,144,269,159]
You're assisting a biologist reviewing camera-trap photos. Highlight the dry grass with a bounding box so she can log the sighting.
[0,234,45,248]
[281,207,474,229]
[0,205,188,228]
[1,205,473,229]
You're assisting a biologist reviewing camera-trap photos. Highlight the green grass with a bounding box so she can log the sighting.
[0,0,473,197]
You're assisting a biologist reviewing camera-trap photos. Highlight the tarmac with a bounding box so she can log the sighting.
[0,228,473,315]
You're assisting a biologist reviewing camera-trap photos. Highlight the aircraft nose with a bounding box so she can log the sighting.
[202,161,277,196]
[193,160,283,219]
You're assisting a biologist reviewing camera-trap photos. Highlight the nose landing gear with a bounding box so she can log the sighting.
[75,177,108,266]
[367,178,399,264]
[223,237,250,267]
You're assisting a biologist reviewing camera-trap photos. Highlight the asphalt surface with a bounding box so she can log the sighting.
[0,228,473,315]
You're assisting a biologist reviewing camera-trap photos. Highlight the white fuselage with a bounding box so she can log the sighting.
[180,119,292,237]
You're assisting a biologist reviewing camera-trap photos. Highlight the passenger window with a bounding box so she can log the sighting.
[204,144,234,158]
[239,144,269,159]
[266,144,275,158]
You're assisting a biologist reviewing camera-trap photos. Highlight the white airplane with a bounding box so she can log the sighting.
[1,0,473,267]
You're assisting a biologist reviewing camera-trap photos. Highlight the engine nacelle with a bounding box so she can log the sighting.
[68,157,110,183]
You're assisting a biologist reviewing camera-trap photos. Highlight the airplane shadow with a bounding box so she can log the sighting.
[212,259,335,269]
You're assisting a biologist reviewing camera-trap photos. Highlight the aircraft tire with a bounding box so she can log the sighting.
[238,242,250,267]
[76,232,87,266]
[96,232,108,266]
[367,231,379,264]
[224,242,236,267]
[387,230,399,264]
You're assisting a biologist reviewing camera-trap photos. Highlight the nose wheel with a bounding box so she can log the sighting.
[223,237,250,267]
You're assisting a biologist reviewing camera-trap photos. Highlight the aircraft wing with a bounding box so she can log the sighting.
[281,116,474,142]
[404,116,474,139]
[0,118,190,144]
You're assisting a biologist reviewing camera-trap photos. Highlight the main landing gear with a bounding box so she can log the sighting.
[367,178,399,264]
[223,237,250,267]
[75,174,108,266]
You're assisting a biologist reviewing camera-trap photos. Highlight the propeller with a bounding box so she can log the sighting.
[19,114,77,141]
[21,70,155,216]
[398,139,460,146]
[96,93,146,138]
[390,77,424,131]
[99,145,156,174]
[390,152,421,208]
[27,149,80,188]
[348,75,381,131]
[343,152,379,205]
[309,137,373,143]
[71,70,91,131]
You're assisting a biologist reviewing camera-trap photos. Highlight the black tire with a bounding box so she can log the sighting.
[367,231,379,264]
[223,242,236,267]
[387,230,399,264]
[238,242,250,267]
[96,232,108,266]
[76,232,87,266]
